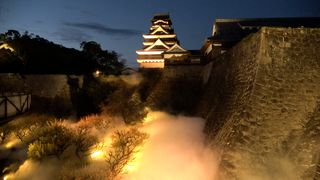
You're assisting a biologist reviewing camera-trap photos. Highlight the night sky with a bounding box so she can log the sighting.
[1,0,319,67]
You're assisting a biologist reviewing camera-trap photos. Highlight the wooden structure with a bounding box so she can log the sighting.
[0,93,31,120]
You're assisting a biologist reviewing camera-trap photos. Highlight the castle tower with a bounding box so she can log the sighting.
[136,13,180,68]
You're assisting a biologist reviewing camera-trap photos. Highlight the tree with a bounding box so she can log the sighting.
[106,128,148,179]
[80,41,124,75]
[103,83,147,124]
[80,41,102,57]
[1,30,95,74]
[5,30,20,40]
[28,121,72,160]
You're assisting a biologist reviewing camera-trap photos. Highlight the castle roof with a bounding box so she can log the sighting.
[164,43,187,54]
[152,13,172,25]
[152,13,170,20]
[145,39,170,51]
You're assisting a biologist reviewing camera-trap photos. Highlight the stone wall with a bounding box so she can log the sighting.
[147,65,204,114]
[0,74,84,117]
[0,74,28,93]
[201,27,320,179]
[24,75,71,98]
[25,75,83,117]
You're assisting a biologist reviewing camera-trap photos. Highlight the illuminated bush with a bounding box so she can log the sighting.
[77,114,116,132]
[106,128,148,179]
[72,123,98,158]
[10,114,55,143]
[28,121,72,160]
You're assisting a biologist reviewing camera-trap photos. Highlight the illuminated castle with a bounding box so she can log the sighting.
[136,13,201,68]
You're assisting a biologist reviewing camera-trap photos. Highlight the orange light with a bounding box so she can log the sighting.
[122,146,144,173]
[90,150,104,160]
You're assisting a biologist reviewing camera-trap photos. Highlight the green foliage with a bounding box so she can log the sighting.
[28,121,72,160]
[106,128,148,179]
[28,141,56,159]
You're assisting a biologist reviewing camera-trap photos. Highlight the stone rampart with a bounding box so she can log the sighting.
[201,27,320,179]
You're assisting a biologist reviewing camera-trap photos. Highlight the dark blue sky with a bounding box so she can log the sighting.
[1,0,319,67]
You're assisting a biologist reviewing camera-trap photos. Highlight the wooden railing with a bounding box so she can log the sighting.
[0,92,31,120]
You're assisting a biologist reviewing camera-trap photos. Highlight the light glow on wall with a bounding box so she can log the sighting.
[137,59,164,63]
[143,34,176,39]
[136,50,164,55]
[0,43,15,52]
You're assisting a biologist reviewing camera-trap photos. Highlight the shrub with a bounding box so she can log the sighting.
[77,114,113,132]
[72,124,98,158]
[10,114,55,143]
[28,121,72,160]
[104,85,147,125]
[106,128,148,179]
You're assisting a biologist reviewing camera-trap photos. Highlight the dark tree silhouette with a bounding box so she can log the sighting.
[1,30,94,74]
[80,41,124,75]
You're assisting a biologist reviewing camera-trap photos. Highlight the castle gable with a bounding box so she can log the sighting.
[166,43,188,53]
[145,39,170,51]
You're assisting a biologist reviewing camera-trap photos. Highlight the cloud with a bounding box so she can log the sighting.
[63,22,141,37]
[34,20,44,24]
[81,10,97,17]
[53,28,92,43]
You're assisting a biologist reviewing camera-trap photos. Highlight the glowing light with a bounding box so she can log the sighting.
[4,139,19,149]
[142,34,176,39]
[94,70,101,77]
[137,59,164,63]
[143,41,176,46]
[0,44,14,52]
[90,139,111,160]
[3,173,13,180]
[122,146,144,174]
[136,50,164,55]
[143,110,156,123]
[154,20,169,24]
[90,150,104,160]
